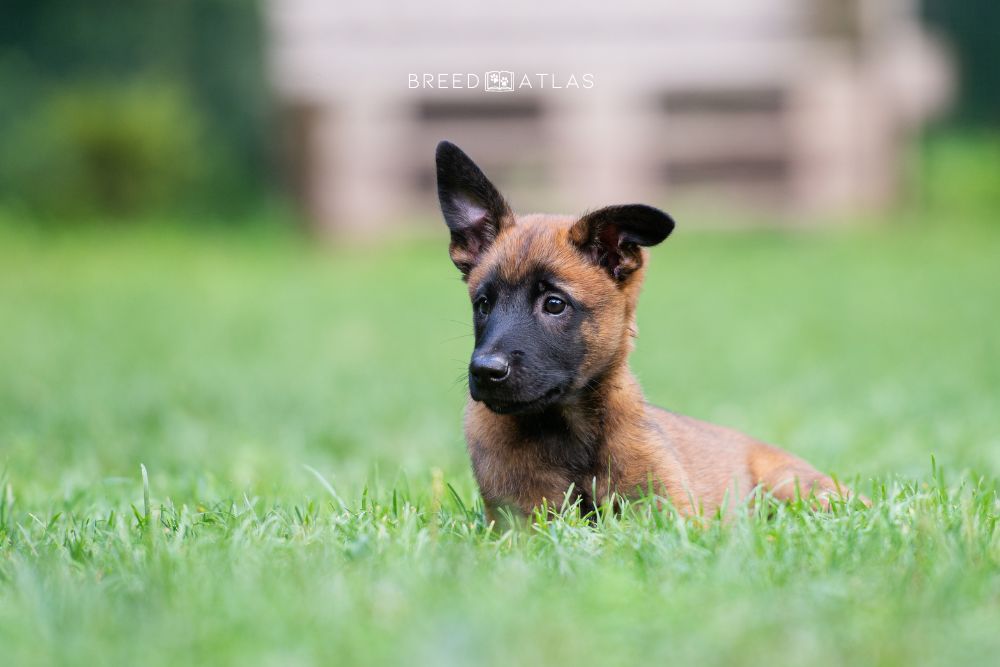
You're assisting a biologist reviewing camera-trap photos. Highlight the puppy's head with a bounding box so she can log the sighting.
[436,141,674,415]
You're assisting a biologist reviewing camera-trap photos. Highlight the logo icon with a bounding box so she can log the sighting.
[485,70,514,92]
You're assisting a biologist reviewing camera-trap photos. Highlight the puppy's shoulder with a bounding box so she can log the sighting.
[645,403,761,454]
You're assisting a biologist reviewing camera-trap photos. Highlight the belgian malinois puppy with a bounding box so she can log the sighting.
[436,141,859,519]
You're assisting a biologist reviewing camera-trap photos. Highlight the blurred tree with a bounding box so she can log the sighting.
[923,0,1000,126]
[3,84,210,217]
[0,0,272,219]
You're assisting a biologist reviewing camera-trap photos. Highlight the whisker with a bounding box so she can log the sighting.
[440,333,474,343]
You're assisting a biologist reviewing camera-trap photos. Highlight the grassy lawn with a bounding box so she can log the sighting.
[1,218,999,666]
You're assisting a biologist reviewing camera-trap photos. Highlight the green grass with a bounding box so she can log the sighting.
[1,219,999,666]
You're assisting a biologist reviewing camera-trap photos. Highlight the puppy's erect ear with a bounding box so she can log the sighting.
[436,141,512,278]
[569,204,675,282]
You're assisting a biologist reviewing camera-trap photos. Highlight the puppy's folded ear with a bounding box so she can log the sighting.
[569,204,675,282]
[436,141,512,278]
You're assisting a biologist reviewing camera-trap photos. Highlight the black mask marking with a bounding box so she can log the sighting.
[468,267,589,415]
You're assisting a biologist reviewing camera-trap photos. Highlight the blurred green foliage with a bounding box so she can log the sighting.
[0,0,270,219]
[2,84,208,217]
[923,0,1000,127]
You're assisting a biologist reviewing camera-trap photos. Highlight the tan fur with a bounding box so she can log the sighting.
[462,213,861,519]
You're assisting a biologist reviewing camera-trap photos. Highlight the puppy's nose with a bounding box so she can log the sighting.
[470,352,510,383]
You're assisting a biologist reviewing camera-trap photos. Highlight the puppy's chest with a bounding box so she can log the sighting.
[468,424,613,510]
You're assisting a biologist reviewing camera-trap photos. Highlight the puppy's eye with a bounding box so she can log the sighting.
[543,296,566,315]
[475,296,490,317]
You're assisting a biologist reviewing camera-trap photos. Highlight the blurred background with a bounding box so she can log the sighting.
[0,0,997,229]
[0,0,999,496]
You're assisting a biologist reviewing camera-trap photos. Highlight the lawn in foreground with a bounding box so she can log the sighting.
[0,219,998,666]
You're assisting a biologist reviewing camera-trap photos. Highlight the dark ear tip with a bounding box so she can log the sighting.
[435,140,462,163]
[659,209,676,240]
[631,204,676,245]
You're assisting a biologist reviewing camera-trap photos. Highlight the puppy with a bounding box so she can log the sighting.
[436,141,860,519]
